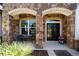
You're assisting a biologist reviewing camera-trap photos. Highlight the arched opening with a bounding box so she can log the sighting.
[8,8,37,16]
[43,14,65,41]
[42,7,73,17]
[42,7,73,43]
[8,8,37,42]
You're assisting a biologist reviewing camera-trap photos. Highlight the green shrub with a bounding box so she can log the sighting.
[0,42,32,56]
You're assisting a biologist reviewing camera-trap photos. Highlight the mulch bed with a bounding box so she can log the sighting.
[31,50,49,56]
[54,50,72,56]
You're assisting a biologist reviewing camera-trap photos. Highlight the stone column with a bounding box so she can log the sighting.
[43,17,46,42]
[36,15,43,48]
[2,4,10,45]
[9,16,14,43]
[67,13,75,48]
[62,15,67,43]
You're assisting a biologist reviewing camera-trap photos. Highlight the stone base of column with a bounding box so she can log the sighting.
[35,44,43,49]
[67,39,75,48]
[35,40,43,49]
[2,41,8,46]
[74,40,79,51]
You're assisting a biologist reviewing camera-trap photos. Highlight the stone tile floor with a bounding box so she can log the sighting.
[29,41,79,56]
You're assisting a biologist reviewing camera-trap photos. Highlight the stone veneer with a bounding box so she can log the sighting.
[36,15,43,48]
[66,12,75,48]
[2,3,77,48]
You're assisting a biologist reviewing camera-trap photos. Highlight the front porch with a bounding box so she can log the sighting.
[2,3,78,50]
[15,41,79,56]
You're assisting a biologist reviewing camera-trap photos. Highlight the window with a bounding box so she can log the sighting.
[20,20,36,36]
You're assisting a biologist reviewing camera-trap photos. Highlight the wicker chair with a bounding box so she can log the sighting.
[17,35,27,42]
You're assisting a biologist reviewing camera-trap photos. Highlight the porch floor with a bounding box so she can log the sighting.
[29,41,79,56]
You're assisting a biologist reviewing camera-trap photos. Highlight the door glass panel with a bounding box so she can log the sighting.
[47,23,60,41]
[47,23,53,40]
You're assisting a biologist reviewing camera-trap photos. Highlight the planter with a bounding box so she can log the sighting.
[58,36,64,44]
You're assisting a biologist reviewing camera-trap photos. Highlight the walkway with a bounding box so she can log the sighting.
[29,41,79,56]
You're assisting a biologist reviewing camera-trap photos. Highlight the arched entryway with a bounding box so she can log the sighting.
[42,7,74,48]
[8,8,37,42]
[43,14,65,42]
[2,6,75,48]
[44,14,63,41]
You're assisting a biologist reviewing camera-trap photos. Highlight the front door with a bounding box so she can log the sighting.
[47,23,60,41]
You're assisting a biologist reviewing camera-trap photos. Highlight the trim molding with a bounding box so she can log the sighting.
[42,7,73,16]
[8,8,37,16]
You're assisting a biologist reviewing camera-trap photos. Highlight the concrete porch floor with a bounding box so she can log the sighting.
[28,41,79,56]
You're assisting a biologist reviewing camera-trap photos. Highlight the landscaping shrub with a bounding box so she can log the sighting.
[0,42,32,56]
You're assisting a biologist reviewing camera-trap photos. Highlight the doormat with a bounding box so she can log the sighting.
[31,50,49,56]
[54,50,72,56]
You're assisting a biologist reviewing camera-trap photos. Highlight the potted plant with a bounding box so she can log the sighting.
[58,35,64,44]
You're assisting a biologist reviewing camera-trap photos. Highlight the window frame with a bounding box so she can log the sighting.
[20,19,36,36]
